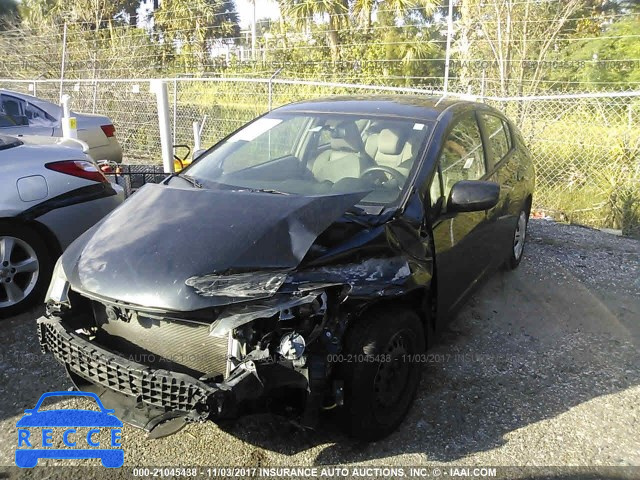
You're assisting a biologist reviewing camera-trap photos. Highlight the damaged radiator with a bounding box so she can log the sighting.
[91,302,229,378]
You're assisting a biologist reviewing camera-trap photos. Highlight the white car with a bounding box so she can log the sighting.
[0,134,124,317]
[0,89,123,163]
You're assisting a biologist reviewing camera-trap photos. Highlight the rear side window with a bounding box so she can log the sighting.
[480,113,510,170]
[439,113,486,198]
[25,102,56,126]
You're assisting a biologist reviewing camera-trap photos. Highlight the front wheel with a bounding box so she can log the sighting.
[505,208,529,270]
[339,307,425,441]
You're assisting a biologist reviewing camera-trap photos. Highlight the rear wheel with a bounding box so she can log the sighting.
[505,208,529,270]
[0,223,52,318]
[339,307,425,441]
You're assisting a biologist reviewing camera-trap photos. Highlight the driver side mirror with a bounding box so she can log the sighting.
[447,180,500,213]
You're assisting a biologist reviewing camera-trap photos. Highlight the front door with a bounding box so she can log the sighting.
[429,111,495,324]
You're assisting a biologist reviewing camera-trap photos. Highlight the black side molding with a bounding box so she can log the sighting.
[17,182,117,221]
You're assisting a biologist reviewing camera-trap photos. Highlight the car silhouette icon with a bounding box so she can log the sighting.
[15,391,123,468]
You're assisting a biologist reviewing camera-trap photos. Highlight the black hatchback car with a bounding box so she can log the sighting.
[38,96,534,440]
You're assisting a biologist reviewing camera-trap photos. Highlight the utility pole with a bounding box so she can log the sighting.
[251,0,257,61]
[443,0,454,97]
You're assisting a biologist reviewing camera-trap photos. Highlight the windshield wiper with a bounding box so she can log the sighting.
[342,206,375,226]
[242,188,290,195]
[345,205,367,215]
[174,174,202,189]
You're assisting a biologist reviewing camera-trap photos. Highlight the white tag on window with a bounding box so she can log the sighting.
[413,123,425,130]
[463,157,474,169]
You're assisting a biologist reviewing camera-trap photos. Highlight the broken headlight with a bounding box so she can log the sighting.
[45,258,70,305]
[185,271,288,299]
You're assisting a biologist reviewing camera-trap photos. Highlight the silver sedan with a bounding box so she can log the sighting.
[0,89,123,163]
[0,134,124,317]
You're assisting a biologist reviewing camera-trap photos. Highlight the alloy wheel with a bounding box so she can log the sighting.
[0,236,39,308]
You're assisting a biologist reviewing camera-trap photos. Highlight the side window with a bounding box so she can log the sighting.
[439,113,486,198]
[25,102,56,126]
[0,114,18,128]
[429,169,442,206]
[502,119,512,150]
[480,113,510,170]
[0,95,28,126]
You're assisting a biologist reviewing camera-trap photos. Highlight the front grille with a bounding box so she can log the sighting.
[39,318,218,413]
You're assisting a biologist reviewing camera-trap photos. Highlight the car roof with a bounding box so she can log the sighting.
[275,95,482,121]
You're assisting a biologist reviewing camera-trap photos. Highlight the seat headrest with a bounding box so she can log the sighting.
[330,121,364,152]
[378,128,405,155]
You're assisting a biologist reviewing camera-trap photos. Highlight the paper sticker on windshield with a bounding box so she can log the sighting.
[413,123,425,130]
[228,118,283,142]
[463,157,475,169]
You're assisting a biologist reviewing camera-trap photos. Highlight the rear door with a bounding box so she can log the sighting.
[477,111,518,265]
[429,110,495,321]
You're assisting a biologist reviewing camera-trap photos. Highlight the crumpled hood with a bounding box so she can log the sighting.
[62,183,367,311]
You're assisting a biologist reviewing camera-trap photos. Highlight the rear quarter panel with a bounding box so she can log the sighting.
[0,144,91,217]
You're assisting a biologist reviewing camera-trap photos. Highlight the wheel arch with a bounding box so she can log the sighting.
[0,217,62,259]
[347,286,436,348]
[524,194,533,215]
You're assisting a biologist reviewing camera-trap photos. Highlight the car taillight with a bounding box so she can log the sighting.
[46,160,108,183]
[101,124,116,137]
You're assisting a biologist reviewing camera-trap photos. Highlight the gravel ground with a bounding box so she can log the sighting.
[0,219,639,477]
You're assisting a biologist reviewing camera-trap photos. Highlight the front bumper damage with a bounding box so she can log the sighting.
[38,316,278,438]
[38,256,423,438]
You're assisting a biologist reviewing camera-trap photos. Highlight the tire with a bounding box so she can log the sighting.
[505,208,529,270]
[0,223,53,318]
[339,307,425,441]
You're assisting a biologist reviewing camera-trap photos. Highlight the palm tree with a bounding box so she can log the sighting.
[154,0,240,71]
[279,0,348,62]
[0,0,19,30]
[354,0,438,29]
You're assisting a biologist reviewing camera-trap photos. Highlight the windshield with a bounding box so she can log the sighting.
[184,112,433,207]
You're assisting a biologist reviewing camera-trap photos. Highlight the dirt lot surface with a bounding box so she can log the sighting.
[0,219,639,476]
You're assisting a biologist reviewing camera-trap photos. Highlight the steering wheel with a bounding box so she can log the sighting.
[361,165,407,185]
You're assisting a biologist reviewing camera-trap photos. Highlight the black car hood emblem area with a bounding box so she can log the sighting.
[62,183,368,311]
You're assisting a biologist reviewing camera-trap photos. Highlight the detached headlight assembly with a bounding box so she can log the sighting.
[185,271,287,299]
[45,258,70,304]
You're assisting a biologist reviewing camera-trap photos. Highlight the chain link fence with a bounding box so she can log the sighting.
[1,78,639,233]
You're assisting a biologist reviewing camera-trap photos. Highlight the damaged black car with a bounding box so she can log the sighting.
[38,96,535,441]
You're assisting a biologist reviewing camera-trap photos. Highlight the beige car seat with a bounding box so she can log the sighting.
[366,128,416,177]
[312,121,371,183]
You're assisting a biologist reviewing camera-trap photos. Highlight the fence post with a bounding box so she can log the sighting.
[193,121,201,152]
[150,80,174,174]
[173,78,178,147]
[268,68,283,112]
[59,22,68,104]
[60,94,77,139]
